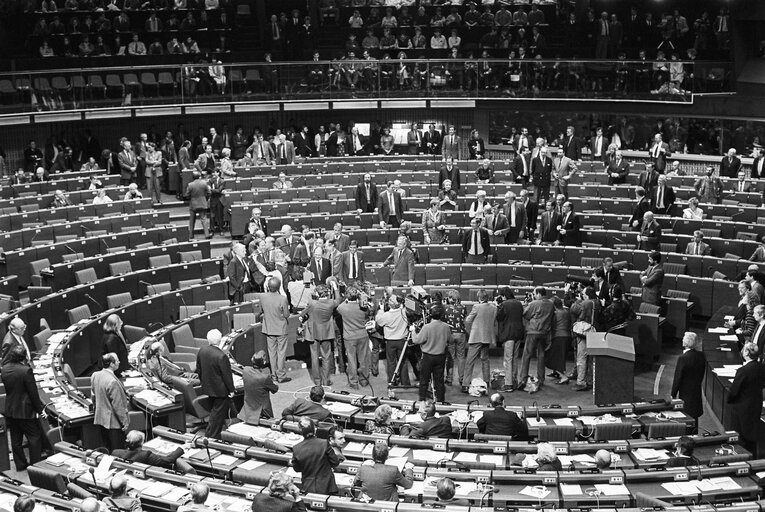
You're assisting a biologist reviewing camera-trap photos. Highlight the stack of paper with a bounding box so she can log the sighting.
[479,454,505,466]
[386,457,408,472]
[560,483,583,496]
[553,418,574,426]
[212,454,239,466]
[143,437,183,454]
[720,335,740,342]
[142,481,176,497]
[594,484,629,496]
[661,481,701,496]
[527,417,546,427]
[325,402,359,414]
[237,459,266,471]
[708,327,729,333]
[453,452,478,463]
[404,414,424,424]
[518,486,551,499]
[633,448,670,461]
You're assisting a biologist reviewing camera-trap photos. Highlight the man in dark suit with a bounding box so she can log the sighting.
[607,150,629,185]
[196,329,236,438]
[340,241,366,284]
[562,125,583,161]
[238,351,278,425]
[422,124,441,155]
[1,318,32,367]
[557,201,581,246]
[502,192,527,243]
[531,146,553,204]
[476,393,527,438]
[282,385,333,423]
[638,211,662,251]
[638,163,659,197]
[185,171,211,240]
[651,174,676,215]
[291,417,340,494]
[720,148,742,178]
[227,243,251,303]
[401,400,453,438]
[630,187,651,231]
[258,277,292,384]
[640,250,664,306]
[384,235,416,286]
[496,290,525,392]
[511,147,532,185]
[520,189,539,239]
[730,169,755,194]
[276,225,302,268]
[728,342,765,454]
[353,443,414,501]
[113,430,188,470]
[685,231,711,256]
[354,173,379,214]
[589,127,608,162]
[462,217,491,264]
[294,126,313,158]
[648,133,670,172]
[538,200,561,244]
[379,181,404,228]
[2,345,43,470]
[752,306,765,360]
[307,247,332,286]
[752,146,765,179]
[300,286,339,386]
[439,157,461,192]
[671,332,706,432]
[593,257,624,302]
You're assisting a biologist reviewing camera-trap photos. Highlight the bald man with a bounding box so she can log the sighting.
[104,475,141,512]
[196,329,235,438]
[595,449,612,469]
[1,318,31,366]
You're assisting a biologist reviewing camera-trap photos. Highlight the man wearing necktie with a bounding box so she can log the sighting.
[637,211,662,251]
[1,318,32,366]
[486,203,510,245]
[227,243,251,303]
[407,123,422,155]
[309,247,331,285]
[651,174,675,215]
[607,149,629,185]
[441,125,461,161]
[531,146,553,203]
[384,236,415,286]
[752,146,765,179]
[117,138,137,186]
[595,11,610,59]
[649,133,670,172]
[557,201,581,247]
[379,181,403,228]
[752,306,765,359]
[684,231,710,256]
[92,353,130,450]
[463,218,491,264]
[720,148,742,178]
[552,145,575,198]
[342,241,365,284]
[439,157,461,192]
[355,173,378,213]
[590,127,606,162]
[502,192,526,243]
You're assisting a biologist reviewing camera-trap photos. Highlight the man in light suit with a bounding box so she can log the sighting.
[273,134,295,165]
[92,353,129,450]
[640,250,664,306]
[355,173,379,213]
[383,236,415,286]
[462,217,491,264]
[258,277,292,383]
[247,134,275,165]
[1,318,32,366]
[379,181,404,228]
[589,127,608,162]
[196,329,236,439]
[607,149,629,185]
[238,351,278,424]
[300,285,339,386]
[406,123,422,155]
[340,241,366,284]
[557,201,581,246]
[685,230,711,256]
[651,174,676,215]
[117,138,138,186]
[441,125,461,160]
[638,211,662,251]
[552,145,576,198]
[463,290,497,391]
[502,192,526,243]
[439,157,461,192]
[308,247,332,285]
[325,223,350,252]
[227,243,251,303]
[648,133,670,172]
[720,148,742,178]
[185,171,210,240]
[2,345,44,470]
[485,203,510,245]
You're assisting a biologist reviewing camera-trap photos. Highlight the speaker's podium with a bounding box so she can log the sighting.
[587,331,635,405]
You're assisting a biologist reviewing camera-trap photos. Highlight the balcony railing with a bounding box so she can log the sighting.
[0,58,732,114]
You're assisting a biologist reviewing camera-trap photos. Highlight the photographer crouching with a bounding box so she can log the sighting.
[410,304,453,402]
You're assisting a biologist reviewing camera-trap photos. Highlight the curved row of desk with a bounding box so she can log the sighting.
[0,171,120,200]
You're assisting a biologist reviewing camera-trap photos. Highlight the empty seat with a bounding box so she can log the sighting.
[157,72,176,94]
[28,286,53,302]
[55,234,78,243]
[87,74,106,97]
[124,324,148,343]
[178,278,201,289]
[29,258,50,287]
[233,313,257,330]
[66,305,92,325]
[134,242,153,249]
[179,250,203,263]
[180,305,204,319]
[638,302,661,315]
[701,228,721,238]
[140,72,158,95]
[75,268,97,285]
[663,262,687,275]
[647,421,687,439]
[538,425,576,442]
[51,76,69,93]
[204,299,230,311]
[109,261,132,276]
[62,252,84,263]
[593,422,633,441]
[33,328,52,351]
[106,292,133,309]
[659,243,677,253]
[144,282,172,295]
[149,255,172,268]
[171,324,207,354]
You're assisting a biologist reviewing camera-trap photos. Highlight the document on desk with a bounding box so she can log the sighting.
[594,484,629,496]
[204,492,228,507]
[518,486,551,499]
[479,454,505,466]
[388,446,409,458]
[237,459,266,471]
[387,457,408,472]
[708,327,729,333]
[325,402,359,414]
[45,452,72,466]
[720,335,740,342]
[404,414,424,424]
[577,416,597,425]
[412,450,452,463]
[226,422,271,440]
[553,418,574,426]
[559,483,583,496]
[452,452,478,463]
[527,417,546,427]
[163,487,190,503]
[343,441,366,455]
[142,481,176,497]
[226,498,252,512]
[212,454,239,466]
[661,481,700,495]
[126,477,154,492]
[143,437,183,454]
[633,448,669,461]
[707,476,741,490]
[335,473,356,487]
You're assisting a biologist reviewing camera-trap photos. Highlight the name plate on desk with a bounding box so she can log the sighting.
[233,449,245,458]
[609,475,623,484]
[493,445,507,454]
[673,472,689,481]
[132,468,146,478]
[542,476,556,485]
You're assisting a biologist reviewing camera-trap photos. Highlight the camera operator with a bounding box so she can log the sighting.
[411,304,453,402]
[337,286,371,390]
[600,286,635,334]
[565,286,601,391]
[375,293,411,386]
[444,290,467,389]
[496,287,524,392]
[518,286,554,393]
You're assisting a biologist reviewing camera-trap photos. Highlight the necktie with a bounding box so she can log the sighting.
[472,231,479,255]
[510,205,516,227]
[595,137,602,156]
[755,323,763,345]
[389,192,395,215]
[366,185,370,201]
[658,187,664,209]
[16,335,30,362]
[351,254,357,279]
[696,242,701,256]
[740,182,744,192]
[316,259,322,275]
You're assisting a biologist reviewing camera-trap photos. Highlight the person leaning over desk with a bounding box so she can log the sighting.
[353,443,414,501]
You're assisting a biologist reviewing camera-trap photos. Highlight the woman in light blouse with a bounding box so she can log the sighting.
[468,190,488,220]
[144,143,163,204]
[682,197,704,220]
[422,198,446,244]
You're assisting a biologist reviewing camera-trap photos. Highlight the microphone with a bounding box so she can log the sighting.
[202,437,215,477]
[100,237,110,254]
[612,237,625,244]
[731,210,746,221]
[29,230,40,246]
[88,467,100,500]
[139,280,156,296]
[64,244,76,254]
[83,293,103,314]
[80,225,89,235]
[179,292,189,318]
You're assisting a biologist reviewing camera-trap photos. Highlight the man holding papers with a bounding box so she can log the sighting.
[671,332,706,432]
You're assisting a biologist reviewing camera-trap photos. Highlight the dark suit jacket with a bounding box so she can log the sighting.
[250,494,306,512]
[410,416,453,438]
[422,130,441,154]
[383,247,416,283]
[523,199,539,234]
[671,349,706,419]
[648,142,670,172]
[354,182,379,213]
[752,157,765,179]
[307,257,332,285]
[476,406,527,438]
[439,165,461,191]
[111,446,184,469]
[539,210,561,243]
[497,299,524,341]
[1,362,43,419]
[589,136,608,162]
[639,220,662,251]
[227,256,249,296]
[562,135,583,160]
[379,190,404,224]
[282,398,333,423]
[325,133,347,157]
[531,156,552,187]
[728,360,765,441]
[720,155,742,178]
[102,332,130,378]
[685,241,711,256]
[340,250,366,282]
[195,344,234,398]
[301,298,338,341]
[638,169,659,195]
[630,198,651,229]
[462,228,491,258]
[238,366,278,424]
[292,437,339,494]
[558,212,581,246]
[650,185,676,215]
[607,158,629,185]
[1,332,30,367]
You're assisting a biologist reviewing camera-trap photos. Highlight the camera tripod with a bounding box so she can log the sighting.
[387,328,436,399]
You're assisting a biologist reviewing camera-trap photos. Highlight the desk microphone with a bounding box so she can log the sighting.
[80,225,89,234]
[731,210,746,221]
[202,437,215,477]
[178,292,190,318]
[612,237,625,245]
[30,230,41,246]
[100,237,110,254]
[88,467,100,500]
[64,244,77,254]
[139,280,156,296]
[83,293,104,314]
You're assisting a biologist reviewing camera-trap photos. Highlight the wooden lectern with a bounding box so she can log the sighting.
[587,331,635,405]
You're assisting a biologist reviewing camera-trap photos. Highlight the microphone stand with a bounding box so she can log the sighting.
[88,467,100,500]
[202,437,215,478]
